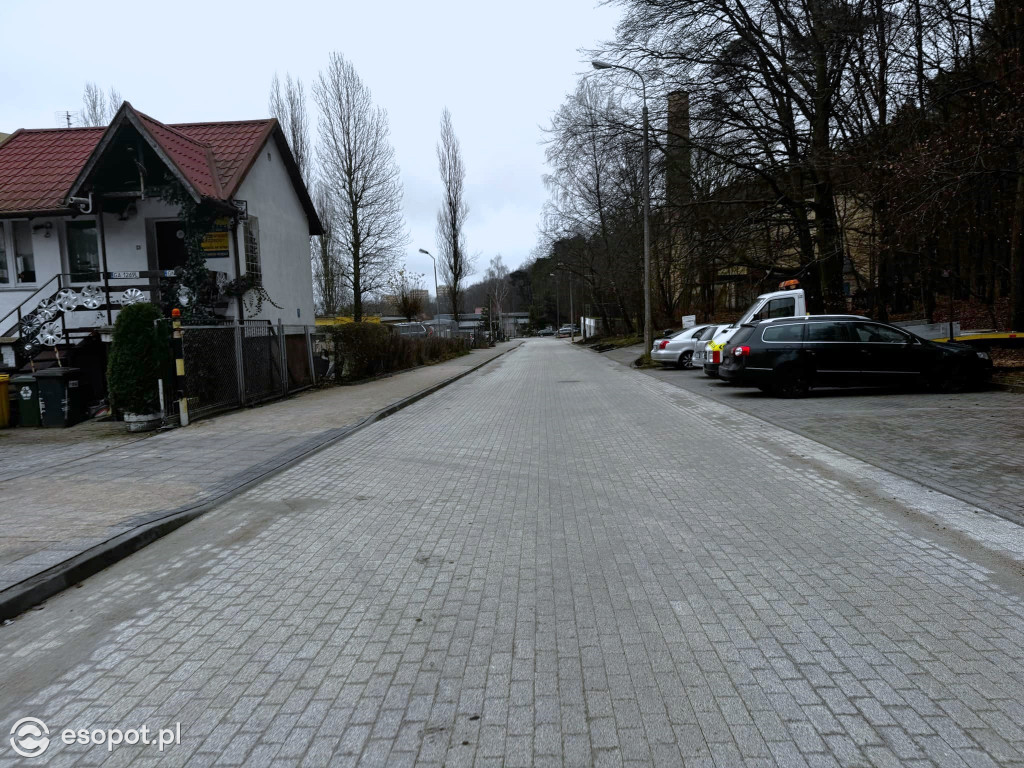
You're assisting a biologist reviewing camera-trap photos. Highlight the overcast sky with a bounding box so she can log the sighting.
[1,0,621,284]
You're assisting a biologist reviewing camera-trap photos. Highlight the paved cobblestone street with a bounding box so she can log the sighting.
[0,344,513,595]
[2,338,1024,767]
[607,345,1024,526]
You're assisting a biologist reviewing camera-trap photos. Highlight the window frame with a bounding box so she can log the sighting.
[804,321,852,343]
[761,323,806,343]
[851,322,912,345]
[64,218,102,283]
[8,220,37,286]
[0,221,9,286]
[244,216,262,284]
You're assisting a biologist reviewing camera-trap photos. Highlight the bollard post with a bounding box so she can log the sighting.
[278,320,288,395]
[171,309,189,427]
[305,325,315,385]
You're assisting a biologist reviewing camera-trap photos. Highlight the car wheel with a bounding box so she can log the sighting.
[676,350,693,370]
[772,367,810,398]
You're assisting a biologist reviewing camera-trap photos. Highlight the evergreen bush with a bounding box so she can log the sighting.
[106,303,170,414]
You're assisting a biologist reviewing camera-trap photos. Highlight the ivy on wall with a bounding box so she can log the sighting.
[156,180,277,321]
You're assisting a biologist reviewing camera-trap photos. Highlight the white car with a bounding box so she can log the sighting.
[651,325,711,368]
[692,324,732,373]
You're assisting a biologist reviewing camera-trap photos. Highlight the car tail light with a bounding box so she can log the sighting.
[658,340,670,350]
[733,346,750,357]
[712,350,721,364]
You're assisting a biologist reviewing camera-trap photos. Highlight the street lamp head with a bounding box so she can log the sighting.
[418,248,431,255]
[591,60,614,70]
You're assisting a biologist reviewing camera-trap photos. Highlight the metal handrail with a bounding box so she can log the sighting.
[0,271,142,337]
[0,273,63,336]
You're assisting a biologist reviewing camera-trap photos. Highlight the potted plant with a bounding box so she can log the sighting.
[106,302,170,432]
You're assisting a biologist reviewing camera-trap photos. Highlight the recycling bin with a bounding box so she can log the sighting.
[11,373,40,427]
[35,367,85,428]
[0,374,9,428]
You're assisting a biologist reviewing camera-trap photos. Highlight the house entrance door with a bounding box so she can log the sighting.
[154,221,188,271]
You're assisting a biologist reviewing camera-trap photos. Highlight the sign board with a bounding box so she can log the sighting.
[681,314,696,329]
[232,200,248,220]
[201,218,231,258]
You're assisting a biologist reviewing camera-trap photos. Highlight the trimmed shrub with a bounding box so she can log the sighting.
[331,322,470,381]
[106,302,170,414]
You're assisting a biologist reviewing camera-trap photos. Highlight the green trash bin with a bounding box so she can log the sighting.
[11,374,40,427]
[35,367,85,428]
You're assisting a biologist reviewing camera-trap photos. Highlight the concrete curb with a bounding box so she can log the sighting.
[0,344,520,622]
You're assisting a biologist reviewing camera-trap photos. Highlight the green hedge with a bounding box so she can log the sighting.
[106,302,170,414]
[331,323,469,380]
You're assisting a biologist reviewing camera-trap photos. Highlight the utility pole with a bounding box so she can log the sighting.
[592,60,653,361]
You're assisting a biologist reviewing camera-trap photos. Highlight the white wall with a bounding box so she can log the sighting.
[0,217,63,329]
[2,141,315,335]
[235,138,315,325]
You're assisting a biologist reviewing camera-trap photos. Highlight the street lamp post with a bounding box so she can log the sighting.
[592,59,652,361]
[418,248,440,336]
[549,272,559,333]
[556,262,575,343]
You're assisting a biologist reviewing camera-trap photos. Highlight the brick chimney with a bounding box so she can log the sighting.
[665,90,693,215]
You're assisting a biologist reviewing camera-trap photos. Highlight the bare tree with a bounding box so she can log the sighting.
[314,53,407,322]
[387,268,427,321]
[310,179,348,315]
[435,108,473,321]
[107,87,122,119]
[82,82,120,126]
[486,255,510,316]
[269,73,311,183]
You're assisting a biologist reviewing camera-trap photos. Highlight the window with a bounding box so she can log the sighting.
[752,296,795,322]
[763,323,805,342]
[766,297,795,318]
[805,322,849,342]
[0,223,8,284]
[851,322,909,344]
[244,217,262,283]
[66,220,100,280]
[13,221,35,283]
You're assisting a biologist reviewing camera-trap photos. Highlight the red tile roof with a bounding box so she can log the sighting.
[171,120,275,198]
[0,107,277,215]
[136,111,224,199]
[0,128,105,215]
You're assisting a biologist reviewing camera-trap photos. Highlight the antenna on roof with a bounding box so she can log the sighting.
[53,110,84,128]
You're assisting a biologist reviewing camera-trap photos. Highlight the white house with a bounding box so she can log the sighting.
[0,102,320,369]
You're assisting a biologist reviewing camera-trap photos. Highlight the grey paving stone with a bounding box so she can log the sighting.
[2,340,1024,767]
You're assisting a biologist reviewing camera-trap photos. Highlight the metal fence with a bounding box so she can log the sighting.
[177,321,320,422]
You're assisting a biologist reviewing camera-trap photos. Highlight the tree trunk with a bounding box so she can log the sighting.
[1010,144,1024,329]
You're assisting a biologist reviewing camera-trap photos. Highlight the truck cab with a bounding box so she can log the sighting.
[700,282,807,377]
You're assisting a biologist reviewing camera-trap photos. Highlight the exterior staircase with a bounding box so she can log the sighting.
[0,274,144,371]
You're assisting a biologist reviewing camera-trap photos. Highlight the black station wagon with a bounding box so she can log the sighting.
[718,315,992,397]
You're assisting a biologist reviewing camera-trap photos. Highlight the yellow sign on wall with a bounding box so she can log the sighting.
[201,218,231,258]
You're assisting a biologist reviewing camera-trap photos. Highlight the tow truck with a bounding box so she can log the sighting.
[698,280,807,377]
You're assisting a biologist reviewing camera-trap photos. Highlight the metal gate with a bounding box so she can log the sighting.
[180,324,241,419]
[177,321,317,422]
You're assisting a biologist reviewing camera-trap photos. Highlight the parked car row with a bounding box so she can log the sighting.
[652,282,992,397]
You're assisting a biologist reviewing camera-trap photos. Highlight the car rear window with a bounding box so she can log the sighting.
[729,326,757,345]
[762,323,804,342]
